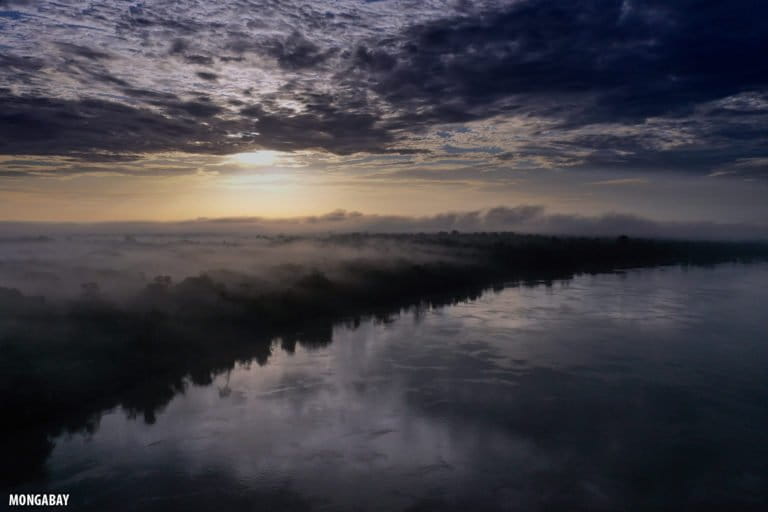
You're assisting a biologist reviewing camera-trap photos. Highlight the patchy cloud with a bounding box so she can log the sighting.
[0,0,764,181]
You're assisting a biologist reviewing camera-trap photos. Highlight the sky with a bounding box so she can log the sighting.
[0,0,766,229]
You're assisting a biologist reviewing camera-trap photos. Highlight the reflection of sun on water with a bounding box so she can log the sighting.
[229,150,280,166]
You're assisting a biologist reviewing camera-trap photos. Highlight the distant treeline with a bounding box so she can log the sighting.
[1,232,767,487]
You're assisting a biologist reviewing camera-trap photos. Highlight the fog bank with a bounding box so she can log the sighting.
[1,206,767,240]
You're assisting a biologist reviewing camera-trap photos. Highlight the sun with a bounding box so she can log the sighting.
[229,150,279,166]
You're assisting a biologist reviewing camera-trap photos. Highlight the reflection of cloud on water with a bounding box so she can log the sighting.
[36,264,768,510]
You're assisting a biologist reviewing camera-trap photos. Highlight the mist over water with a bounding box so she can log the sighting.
[10,263,768,510]
[0,234,458,302]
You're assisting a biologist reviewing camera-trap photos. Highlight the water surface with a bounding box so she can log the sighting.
[18,264,768,510]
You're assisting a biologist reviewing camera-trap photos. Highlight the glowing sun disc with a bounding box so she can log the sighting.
[230,150,279,166]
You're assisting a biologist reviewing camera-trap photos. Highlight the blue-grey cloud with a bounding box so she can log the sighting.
[0,0,765,178]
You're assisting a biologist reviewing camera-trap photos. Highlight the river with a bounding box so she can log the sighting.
[12,263,768,510]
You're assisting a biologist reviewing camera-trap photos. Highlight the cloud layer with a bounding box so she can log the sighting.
[1,0,766,179]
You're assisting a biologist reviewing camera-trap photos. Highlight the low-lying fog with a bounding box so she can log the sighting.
[0,234,460,302]
[3,205,767,304]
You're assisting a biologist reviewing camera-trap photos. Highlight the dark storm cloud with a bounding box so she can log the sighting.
[0,95,240,157]
[168,38,216,65]
[0,54,43,72]
[338,0,767,176]
[195,71,219,82]
[265,31,335,70]
[0,92,395,158]
[366,0,767,124]
[238,96,396,154]
[55,43,113,61]
[187,55,215,66]
[0,0,766,177]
